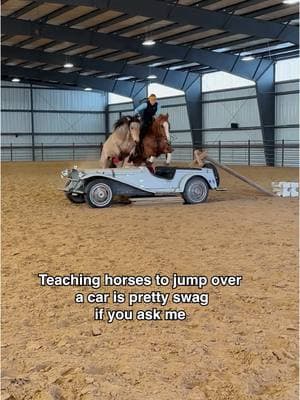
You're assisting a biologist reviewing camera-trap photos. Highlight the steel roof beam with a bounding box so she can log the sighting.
[1,16,274,81]
[9,10,128,61]
[38,0,299,45]
[154,6,299,48]
[1,76,99,91]
[1,45,200,91]
[1,64,147,99]
[15,1,296,69]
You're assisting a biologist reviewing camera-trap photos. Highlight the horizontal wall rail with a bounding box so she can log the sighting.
[2,140,299,167]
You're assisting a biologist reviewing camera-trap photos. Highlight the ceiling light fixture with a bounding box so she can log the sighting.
[242,55,255,61]
[84,87,92,91]
[283,0,299,4]
[63,62,74,68]
[142,39,156,46]
[147,74,157,79]
[11,78,20,82]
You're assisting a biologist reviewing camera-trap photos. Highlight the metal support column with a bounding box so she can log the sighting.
[185,76,202,149]
[30,83,35,161]
[131,84,147,111]
[256,63,275,166]
[104,93,110,139]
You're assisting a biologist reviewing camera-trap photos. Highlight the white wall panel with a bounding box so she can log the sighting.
[170,131,192,144]
[275,127,299,142]
[109,103,133,112]
[33,89,106,111]
[203,98,260,129]
[34,113,105,133]
[276,58,300,82]
[276,93,299,126]
[35,147,101,161]
[3,147,32,161]
[1,111,31,133]
[206,148,265,166]
[171,147,193,162]
[34,135,105,145]
[276,81,299,93]
[109,96,186,110]
[159,96,185,106]
[2,80,299,165]
[109,112,121,131]
[203,87,256,102]
[203,71,254,92]
[249,149,266,166]
[275,148,299,167]
[1,135,32,146]
[1,81,30,87]
[203,129,263,143]
[1,87,31,110]
[162,105,190,131]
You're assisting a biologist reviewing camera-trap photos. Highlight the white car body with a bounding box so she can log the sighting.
[62,165,219,207]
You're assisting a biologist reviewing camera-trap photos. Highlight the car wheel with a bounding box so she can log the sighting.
[65,192,85,204]
[85,179,113,208]
[182,177,209,204]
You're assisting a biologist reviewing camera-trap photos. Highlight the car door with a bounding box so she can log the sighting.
[137,169,178,193]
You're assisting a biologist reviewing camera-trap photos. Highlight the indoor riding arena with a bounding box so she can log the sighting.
[1,1,299,399]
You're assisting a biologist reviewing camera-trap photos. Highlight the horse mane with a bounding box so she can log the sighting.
[156,114,169,121]
[113,115,140,130]
[113,116,129,130]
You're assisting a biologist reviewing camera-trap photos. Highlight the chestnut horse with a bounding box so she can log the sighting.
[130,114,173,166]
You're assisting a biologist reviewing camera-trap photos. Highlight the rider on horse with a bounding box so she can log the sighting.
[134,94,161,140]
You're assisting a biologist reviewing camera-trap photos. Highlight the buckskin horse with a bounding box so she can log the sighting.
[99,115,140,168]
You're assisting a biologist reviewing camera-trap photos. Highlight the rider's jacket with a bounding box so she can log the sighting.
[134,100,161,125]
[143,101,158,124]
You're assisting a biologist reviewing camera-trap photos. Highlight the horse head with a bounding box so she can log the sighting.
[127,115,141,143]
[154,114,170,139]
[113,115,140,143]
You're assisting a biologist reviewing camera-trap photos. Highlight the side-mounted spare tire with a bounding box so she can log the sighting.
[64,179,85,203]
[65,192,85,204]
[84,179,113,208]
[182,176,209,204]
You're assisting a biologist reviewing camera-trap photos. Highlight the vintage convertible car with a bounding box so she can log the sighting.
[61,164,219,208]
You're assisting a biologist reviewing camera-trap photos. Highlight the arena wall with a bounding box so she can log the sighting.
[109,80,299,167]
[1,82,107,161]
[1,80,299,166]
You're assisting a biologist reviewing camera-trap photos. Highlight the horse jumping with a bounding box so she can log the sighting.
[99,116,140,168]
[130,114,173,166]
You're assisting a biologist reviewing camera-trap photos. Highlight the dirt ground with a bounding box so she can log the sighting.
[1,161,299,400]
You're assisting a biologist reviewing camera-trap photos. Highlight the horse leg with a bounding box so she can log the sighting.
[99,150,112,168]
[99,151,107,168]
[165,153,172,165]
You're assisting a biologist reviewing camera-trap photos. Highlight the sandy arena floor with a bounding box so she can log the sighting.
[1,161,299,400]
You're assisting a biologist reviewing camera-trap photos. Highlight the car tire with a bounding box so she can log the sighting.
[85,179,113,208]
[182,177,209,204]
[65,192,85,204]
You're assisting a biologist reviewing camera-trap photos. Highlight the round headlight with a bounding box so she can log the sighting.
[61,169,70,177]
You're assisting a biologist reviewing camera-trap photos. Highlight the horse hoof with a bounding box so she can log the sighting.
[115,195,132,205]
